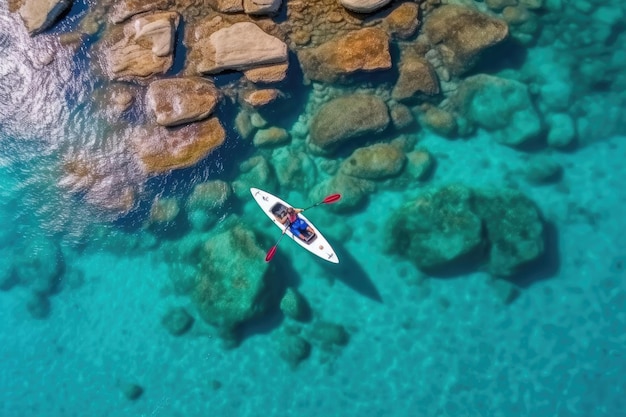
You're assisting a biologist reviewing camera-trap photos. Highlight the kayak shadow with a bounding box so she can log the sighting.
[320,242,383,303]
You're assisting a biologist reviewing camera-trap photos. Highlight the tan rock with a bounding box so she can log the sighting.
[383,2,421,40]
[298,28,391,83]
[214,0,244,13]
[243,89,280,107]
[339,0,391,13]
[196,22,288,74]
[104,12,179,81]
[392,54,439,102]
[149,197,180,224]
[423,5,508,75]
[187,180,232,210]
[389,102,415,130]
[134,117,226,174]
[243,63,289,83]
[341,143,406,180]
[419,105,458,137]
[243,0,282,15]
[18,0,72,35]
[146,77,220,127]
[235,110,256,139]
[110,0,174,23]
[253,127,290,147]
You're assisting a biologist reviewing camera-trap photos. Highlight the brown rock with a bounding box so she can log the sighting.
[134,117,226,174]
[253,127,290,147]
[243,89,280,107]
[213,0,244,13]
[243,63,289,83]
[146,77,220,127]
[392,53,439,102]
[423,5,508,75]
[110,0,174,23]
[383,2,421,40]
[298,28,392,83]
[103,12,179,81]
[309,94,390,153]
[243,0,282,15]
[389,102,415,130]
[419,105,457,137]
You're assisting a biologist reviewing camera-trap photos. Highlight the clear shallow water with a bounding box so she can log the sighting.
[1,1,626,416]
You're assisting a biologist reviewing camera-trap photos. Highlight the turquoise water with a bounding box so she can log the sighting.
[2,1,626,416]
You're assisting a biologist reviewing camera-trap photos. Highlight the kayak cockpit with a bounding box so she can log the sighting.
[270,202,317,244]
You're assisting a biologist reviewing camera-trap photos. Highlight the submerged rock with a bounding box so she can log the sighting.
[451,74,542,146]
[272,147,317,190]
[275,332,311,368]
[279,288,311,321]
[195,22,288,74]
[423,5,509,76]
[310,173,375,212]
[340,143,406,180]
[192,225,275,339]
[309,94,390,154]
[134,117,225,174]
[298,28,392,83]
[253,126,290,148]
[392,53,440,102]
[103,11,179,81]
[385,184,484,272]
[161,307,194,336]
[146,77,220,127]
[18,0,72,35]
[382,2,421,40]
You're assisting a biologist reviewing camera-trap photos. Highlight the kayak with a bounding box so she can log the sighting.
[250,188,339,264]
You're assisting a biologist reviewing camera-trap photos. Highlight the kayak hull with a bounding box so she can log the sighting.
[250,188,339,264]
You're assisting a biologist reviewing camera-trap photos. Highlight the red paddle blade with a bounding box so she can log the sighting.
[323,194,341,204]
[265,246,277,262]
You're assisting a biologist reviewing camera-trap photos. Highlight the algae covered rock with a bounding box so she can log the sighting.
[309,94,390,154]
[161,306,194,336]
[385,184,484,271]
[383,2,421,40]
[275,332,311,368]
[186,180,232,231]
[308,321,350,348]
[279,288,311,321]
[192,225,275,338]
[451,74,542,146]
[272,147,317,190]
[473,189,544,277]
[14,236,64,295]
[340,143,406,180]
[392,54,439,102]
[310,173,375,212]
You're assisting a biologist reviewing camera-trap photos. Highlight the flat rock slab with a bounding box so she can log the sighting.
[196,22,288,74]
[104,11,179,81]
[146,77,220,127]
[298,28,391,83]
[18,0,72,35]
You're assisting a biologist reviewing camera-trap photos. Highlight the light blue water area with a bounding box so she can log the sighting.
[2,1,626,417]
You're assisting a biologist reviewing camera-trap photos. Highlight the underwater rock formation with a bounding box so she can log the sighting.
[340,143,406,180]
[298,28,392,83]
[146,77,221,127]
[392,52,440,102]
[192,225,276,341]
[309,94,390,154]
[423,5,509,76]
[133,117,226,174]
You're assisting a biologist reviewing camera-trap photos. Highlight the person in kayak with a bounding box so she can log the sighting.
[282,206,315,241]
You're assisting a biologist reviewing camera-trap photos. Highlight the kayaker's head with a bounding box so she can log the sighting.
[287,207,295,214]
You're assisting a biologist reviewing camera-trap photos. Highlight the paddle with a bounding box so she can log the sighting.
[265,193,342,262]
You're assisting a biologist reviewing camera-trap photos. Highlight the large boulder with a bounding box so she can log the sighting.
[339,0,392,13]
[18,0,72,35]
[133,117,226,174]
[392,53,440,102]
[340,143,406,180]
[298,28,392,83]
[423,5,509,75]
[451,74,542,146]
[309,94,390,154]
[103,11,179,81]
[195,22,288,74]
[146,77,220,127]
[473,189,545,277]
[385,184,484,271]
[192,225,275,339]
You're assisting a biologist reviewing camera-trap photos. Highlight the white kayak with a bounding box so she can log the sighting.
[250,188,339,264]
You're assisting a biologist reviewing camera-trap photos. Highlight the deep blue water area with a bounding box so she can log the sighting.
[2,1,626,417]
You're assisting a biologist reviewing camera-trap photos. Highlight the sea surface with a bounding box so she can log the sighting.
[1,1,626,417]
